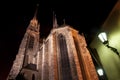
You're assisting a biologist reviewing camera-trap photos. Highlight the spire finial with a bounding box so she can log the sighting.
[33,4,39,20]
[53,11,58,28]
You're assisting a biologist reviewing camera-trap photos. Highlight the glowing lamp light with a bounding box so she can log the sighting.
[97,68,104,76]
[98,32,120,56]
[98,32,108,45]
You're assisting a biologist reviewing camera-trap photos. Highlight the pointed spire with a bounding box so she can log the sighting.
[29,4,40,32]
[33,4,39,20]
[53,11,58,28]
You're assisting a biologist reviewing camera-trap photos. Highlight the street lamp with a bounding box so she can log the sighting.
[97,68,104,76]
[98,32,119,56]
[98,32,108,45]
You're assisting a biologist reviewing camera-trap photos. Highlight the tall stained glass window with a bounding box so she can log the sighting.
[58,34,72,80]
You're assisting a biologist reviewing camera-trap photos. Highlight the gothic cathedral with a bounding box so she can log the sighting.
[7,8,98,80]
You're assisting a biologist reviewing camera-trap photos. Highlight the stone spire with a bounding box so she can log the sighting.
[53,11,58,28]
[30,4,39,28]
[29,4,40,32]
[33,4,39,20]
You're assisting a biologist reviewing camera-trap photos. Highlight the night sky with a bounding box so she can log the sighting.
[0,0,118,80]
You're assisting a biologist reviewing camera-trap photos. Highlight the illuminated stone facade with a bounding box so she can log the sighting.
[7,11,98,80]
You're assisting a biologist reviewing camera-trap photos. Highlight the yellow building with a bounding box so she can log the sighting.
[90,0,120,80]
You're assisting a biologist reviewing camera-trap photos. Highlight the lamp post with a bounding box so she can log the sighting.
[98,32,108,45]
[98,32,119,56]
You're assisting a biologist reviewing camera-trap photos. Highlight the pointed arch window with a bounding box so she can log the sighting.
[28,36,35,49]
[58,34,72,80]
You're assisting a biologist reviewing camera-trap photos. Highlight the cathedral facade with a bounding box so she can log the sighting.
[7,9,98,80]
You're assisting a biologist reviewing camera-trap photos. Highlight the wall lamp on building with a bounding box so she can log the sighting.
[98,32,119,56]
[97,68,104,76]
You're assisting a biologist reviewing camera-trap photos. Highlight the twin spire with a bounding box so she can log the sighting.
[30,4,66,29]
[53,12,66,28]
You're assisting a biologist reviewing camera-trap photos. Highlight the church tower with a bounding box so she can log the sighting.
[7,6,40,80]
[7,8,98,80]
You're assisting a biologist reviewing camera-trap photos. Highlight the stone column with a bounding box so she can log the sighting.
[41,39,49,80]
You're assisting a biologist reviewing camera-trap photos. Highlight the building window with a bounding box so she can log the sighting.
[58,34,72,80]
[32,74,35,80]
[24,55,29,67]
[28,36,34,49]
